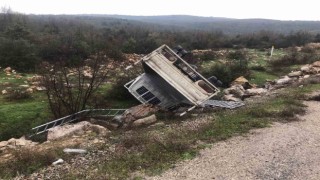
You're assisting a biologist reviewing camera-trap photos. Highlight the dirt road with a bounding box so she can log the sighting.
[148,101,320,180]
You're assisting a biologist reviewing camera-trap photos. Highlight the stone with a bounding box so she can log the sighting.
[132,114,157,127]
[36,86,46,91]
[3,67,11,73]
[312,61,320,67]
[288,71,302,77]
[222,94,242,102]
[123,104,159,119]
[90,125,110,136]
[223,85,245,98]
[47,121,91,141]
[275,76,293,85]
[0,141,8,148]
[1,89,8,95]
[52,158,64,165]
[301,65,311,73]
[47,121,111,140]
[231,76,253,89]
[245,88,268,96]
[303,75,310,79]
[26,88,34,93]
[19,84,30,88]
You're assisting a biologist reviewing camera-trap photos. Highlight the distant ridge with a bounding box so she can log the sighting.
[87,15,320,34]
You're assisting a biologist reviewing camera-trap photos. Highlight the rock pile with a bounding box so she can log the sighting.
[223,76,267,101]
[0,136,38,151]
[223,61,320,102]
[275,60,320,86]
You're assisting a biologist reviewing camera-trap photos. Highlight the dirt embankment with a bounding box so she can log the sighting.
[148,101,320,180]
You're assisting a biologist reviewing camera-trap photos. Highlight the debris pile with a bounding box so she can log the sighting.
[223,76,267,101]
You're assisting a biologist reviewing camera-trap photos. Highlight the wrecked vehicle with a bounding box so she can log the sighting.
[125,44,220,111]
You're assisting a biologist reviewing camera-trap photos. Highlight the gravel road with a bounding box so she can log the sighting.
[148,101,320,180]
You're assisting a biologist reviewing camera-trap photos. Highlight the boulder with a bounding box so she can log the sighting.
[245,88,268,96]
[275,76,293,85]
[1,89,8,95]
[47,121,110,140]
[6,136,37,147]
[123,104,159,119]
[90,124,111,136]
[303,75,310,79]
[0,141,8,148]
[312,61,320,67]
[132,114,157,127]
[301,65,311,73]
[223,85,245,98]
[3,67,11,73]
[288,71,302,77]
[222,94,242,102]
[231,76,253,89]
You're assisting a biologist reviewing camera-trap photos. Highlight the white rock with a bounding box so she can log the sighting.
[301,65,311,72]
[276,76,292,85]
[288,71,302,77]
[63,148,87,153]
[222,94,242,102]
[303,75,310,79]
[1,89,7,95]
[245,88,268,96]
[19,84,30,88]
[52,158,64,165]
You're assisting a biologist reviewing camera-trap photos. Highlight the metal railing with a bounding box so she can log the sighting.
[30,109,127,136]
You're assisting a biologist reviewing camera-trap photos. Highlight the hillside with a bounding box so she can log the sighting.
[101,15,320,34]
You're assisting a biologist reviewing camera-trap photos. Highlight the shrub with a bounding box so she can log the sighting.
[197,51,218,61]
[200,49,250,86]
[4,88,32,101]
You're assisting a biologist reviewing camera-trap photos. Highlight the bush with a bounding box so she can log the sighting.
[106,67,142,101]
[197,51,218,61]
[201,50,250,87]
[4,88,32,101]
[227,50,247,60]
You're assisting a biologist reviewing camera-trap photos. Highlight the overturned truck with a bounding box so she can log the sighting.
[125,45,221,113]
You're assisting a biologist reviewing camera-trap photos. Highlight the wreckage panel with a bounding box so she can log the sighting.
[143,51,213,105]
[127,64,189,109]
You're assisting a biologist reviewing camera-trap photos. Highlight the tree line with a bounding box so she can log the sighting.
[1,8,320,72]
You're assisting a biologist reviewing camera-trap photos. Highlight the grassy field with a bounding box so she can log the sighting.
[0,45,320,178]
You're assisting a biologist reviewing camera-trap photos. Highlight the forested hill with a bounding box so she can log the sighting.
[99,15,320,34]
[1,11,320,73]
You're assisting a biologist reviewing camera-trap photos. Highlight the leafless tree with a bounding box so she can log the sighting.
[39,54,109,118]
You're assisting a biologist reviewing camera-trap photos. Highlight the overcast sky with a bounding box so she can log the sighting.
[1,0,319,21]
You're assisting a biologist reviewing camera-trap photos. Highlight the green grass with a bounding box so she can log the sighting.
[250,70,278,86]
[0,99,50,141]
